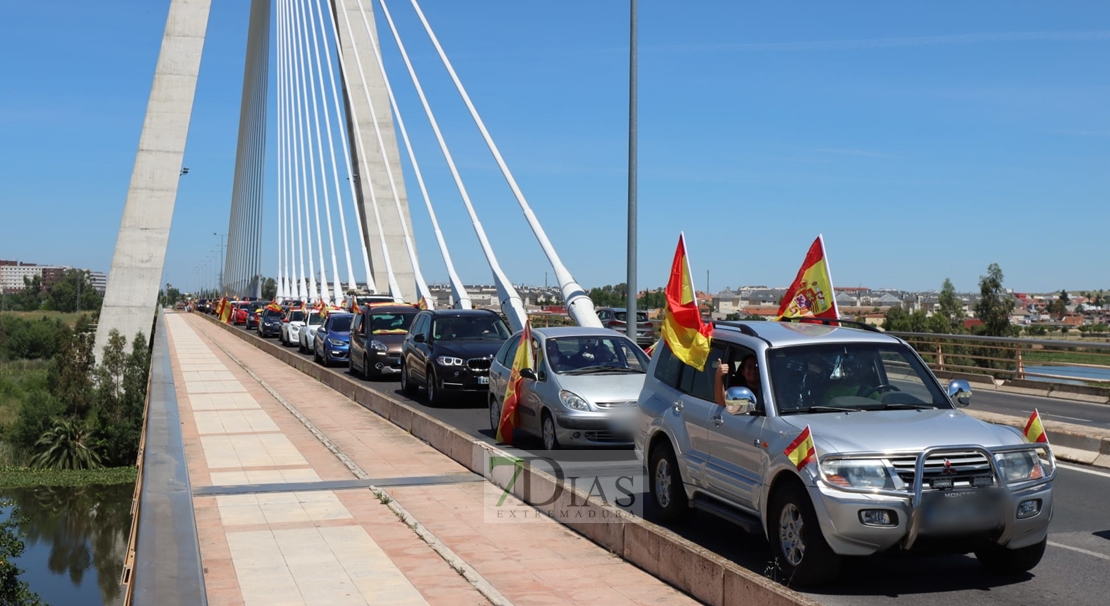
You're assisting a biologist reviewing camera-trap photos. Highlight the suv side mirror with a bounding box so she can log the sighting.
[947,379,972,407]
[723,386,755,415]
[413,333,426,343]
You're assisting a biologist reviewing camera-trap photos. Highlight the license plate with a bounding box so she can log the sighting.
[921,491,999,530]
[477,376,489,385]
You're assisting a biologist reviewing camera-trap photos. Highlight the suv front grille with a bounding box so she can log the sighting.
[466,358,491,371]
[890,451,993,488]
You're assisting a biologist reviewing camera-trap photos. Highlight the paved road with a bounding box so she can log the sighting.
[974,389,1110,430]
[228,320,1110,605]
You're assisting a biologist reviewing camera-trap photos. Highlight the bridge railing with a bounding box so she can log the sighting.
[889,331,1110,386]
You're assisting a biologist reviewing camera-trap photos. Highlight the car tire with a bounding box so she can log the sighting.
[349,354,361,378]
[649,441,690,523]
[400,361,418,397]
[426,366,442,406]
[767,482,841,587]
[314,345,323,365]
[975,537,1047,574]
[541,411,560,451]
[489,395,502,434]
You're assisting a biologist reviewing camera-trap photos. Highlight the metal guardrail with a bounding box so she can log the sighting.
[890,331,1110,386]
[122,312,208,606]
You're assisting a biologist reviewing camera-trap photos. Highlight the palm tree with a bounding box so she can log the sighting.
[30,420,102,470]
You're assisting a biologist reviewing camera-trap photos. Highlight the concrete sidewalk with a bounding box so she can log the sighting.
[168,313,697,606]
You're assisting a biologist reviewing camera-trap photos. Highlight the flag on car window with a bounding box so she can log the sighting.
[661,233,713,371]
[1024,409,1048,443]
[496,322,534,446]
[266,300,283,313]
[775,235,839,321]
[219,298,233,324]
[784,425,816,470]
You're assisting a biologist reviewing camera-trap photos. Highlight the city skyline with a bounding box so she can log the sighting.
[1,2,1108,295]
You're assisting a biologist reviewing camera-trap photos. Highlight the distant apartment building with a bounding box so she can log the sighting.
[0,260,107,294]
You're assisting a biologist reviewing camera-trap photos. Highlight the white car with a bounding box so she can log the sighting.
[297,311,325,354]
[280,308,306,347]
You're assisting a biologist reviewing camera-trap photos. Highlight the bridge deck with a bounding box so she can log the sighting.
[164,312,695,606]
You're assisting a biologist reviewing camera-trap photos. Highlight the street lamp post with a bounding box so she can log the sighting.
[213,232,225,294]
[625,0,639,345]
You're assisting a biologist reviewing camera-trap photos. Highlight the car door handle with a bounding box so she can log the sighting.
[711,415,723,426]
[673,401,684,413]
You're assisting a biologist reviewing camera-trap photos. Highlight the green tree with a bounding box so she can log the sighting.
[0,502,43,605]
[30,419,102,470]
[50,319,95,417]
[46,269,102,312]
[936,278,965,333]
[91,330,149,467]
[639,288,667,309]
[261,277,277,300]
[8,276,45,312]
[1049,289,1070,318]
[883,307,929,332]
[974,263,1016,337]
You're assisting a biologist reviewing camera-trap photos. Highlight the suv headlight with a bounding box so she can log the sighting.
[994,451,1050,485]
[820,458,894,490]
[436,356,463,366]
[369,340,388,352]
[559,390,590,411]
[327,338,347,347]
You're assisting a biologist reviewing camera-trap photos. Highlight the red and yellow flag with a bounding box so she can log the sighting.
[496,322,534,445]
[661,234,713,371]
[776,235,839,321]
[219,298,233,324]
[215,297,225,317]
[1024,409,1048,443]
[784,425,816,470]
[265,299,283,313]
[417,296,429,310]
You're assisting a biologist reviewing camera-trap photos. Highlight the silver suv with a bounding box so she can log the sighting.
[635,319,1055,586]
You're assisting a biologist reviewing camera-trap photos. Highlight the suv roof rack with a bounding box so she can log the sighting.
[775,316,882,333]
[712,322,760,337]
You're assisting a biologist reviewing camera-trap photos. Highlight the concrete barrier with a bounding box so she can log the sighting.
[194,313,817,605]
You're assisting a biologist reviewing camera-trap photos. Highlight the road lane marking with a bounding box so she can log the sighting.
[1056,462,1110,479]
[1043,410,1096,419]
[1047,541,1110,561]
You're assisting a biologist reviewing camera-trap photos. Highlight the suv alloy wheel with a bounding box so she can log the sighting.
[541,412,560,451]
[489,395,501,434]
[400,361,417,396]
[768,482,840,586]
[426,366,441,405]
[649,442,690,523]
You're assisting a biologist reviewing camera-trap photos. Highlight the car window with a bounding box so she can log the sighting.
[432,315,510,341]
[543,335,649,375]
[410,314,428,338]
[371,312,416,335]
[306,313,323,326]
[653,343,684,388]
[328,315,353,332]
[495,338,515,366]
[614,311,649,323]
[501,338,520,366]
[290,311,304,322]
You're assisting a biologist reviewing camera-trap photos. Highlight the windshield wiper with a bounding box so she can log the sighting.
[563,365,643,375]
[788,405,857,414]
[881,403,936,410]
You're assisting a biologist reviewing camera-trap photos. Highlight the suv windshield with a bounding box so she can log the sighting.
[545,336,649,374]
[370,312,416,334]
[432,316,510,341]
[767,342,949,415]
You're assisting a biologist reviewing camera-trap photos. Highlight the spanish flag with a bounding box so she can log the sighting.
[1024,409,1048,443]
[417,296,429,310]
[265,300,283,313]
[776,235,839,321]
[784,425,816,470]
[219,298,233,324]
[661,233,713,371]
[496,322,534,446]
[215,297,225,317]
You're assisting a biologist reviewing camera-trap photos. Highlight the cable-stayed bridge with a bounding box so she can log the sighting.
[94,0,603,357]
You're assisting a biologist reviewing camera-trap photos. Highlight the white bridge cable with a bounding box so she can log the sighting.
[313,0,376,294]
[286,0,320,302]
[304,0,359,293]
[281,0,308,302]
[405,0,601,328]
[294,0,341,304]
[377,0,524,325]
[349,0,433,306]
[362,1,469,309]
[248,0,270,298]
[288,0,324,299]
[277,0,291,300]
[334,1,403,301]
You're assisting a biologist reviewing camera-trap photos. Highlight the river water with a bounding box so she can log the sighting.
[0,483,132,606]
[1024,364,1110,386]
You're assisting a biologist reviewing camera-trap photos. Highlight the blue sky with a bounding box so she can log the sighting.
[1,1,1108,296]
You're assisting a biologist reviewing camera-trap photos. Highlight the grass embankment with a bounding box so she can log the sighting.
[0,311,86,328]
[0,360,50,429]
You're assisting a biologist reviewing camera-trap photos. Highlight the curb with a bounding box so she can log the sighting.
[194,313,819,606]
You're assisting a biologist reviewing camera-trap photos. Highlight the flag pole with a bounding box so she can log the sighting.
[818,234,840,319]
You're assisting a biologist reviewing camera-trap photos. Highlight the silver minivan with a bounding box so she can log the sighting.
[488,327,649,450]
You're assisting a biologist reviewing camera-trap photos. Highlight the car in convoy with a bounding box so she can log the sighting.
[636,319,1055,586]
[596,307,656,348]
[399,309,511,405]
[258,308,284,338]
[280,308,307,346]
[488,327,650,450]
[232,301,252,326]
[341,290,397,311]
[349,305,418,379]
[313,312,353,366]
[297,310,326,353]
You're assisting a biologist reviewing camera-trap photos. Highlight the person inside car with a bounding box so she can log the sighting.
[714,354,761,408]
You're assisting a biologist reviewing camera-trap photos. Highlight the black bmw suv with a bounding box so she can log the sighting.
[399,309,512,405]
